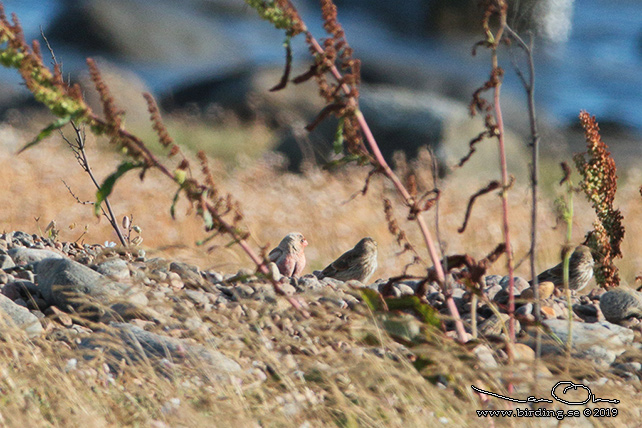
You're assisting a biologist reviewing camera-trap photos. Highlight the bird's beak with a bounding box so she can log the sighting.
[302,239,309,247]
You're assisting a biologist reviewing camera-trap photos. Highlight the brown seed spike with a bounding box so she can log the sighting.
[143,92,174,148]
[87,58,122,132]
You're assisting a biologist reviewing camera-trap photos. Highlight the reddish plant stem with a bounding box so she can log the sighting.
[491,6,516,344]
[308,33,467,343]
[87,113,310,316]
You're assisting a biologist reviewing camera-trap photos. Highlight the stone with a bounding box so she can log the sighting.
[483,275,502,288]
[297,275,323,291]
[10,231,34,247]
[472,344,498,369]
[600,288,642,324]
[519,281,555,300]
[522,319,635,367]
[36,258,148,319]
[8,248,64,267]
[1,280,34,300]
[184,289,209,307]
[479,314,520,338]
[95,258,130,281]
[0,293,43,338]
[0,254,15,270]
[81,322,241,374]
[267,262,282,282]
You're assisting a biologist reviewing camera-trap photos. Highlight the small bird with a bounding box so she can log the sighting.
[269,232,308,278]
[318,237,378,284]
[531,245,594,291]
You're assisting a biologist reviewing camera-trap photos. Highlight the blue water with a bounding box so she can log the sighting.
[1,0,641,134]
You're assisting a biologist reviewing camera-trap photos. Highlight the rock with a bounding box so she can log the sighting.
[267,262,282,282]
[36,258,148,319]
[8,248,65,267]
[484,284,502,301]
[395,282,417,296]
[573,303,600,322]
[515,303,533,317]
[523,319,635,367]
[1,280,34,300]
[494,277,529,305]
[472,344,498,369]
[512,343,535,361]
[0,254,15,270]
[9,231,34,247]
[169,262,207,289]
[296,274,323,291]
[540,306,556,319]
[44,306,73,327]
[483,275,503,288]
[206,270,224,283]
[519,281,555,300]
[479,314,520,338]
[184,289,209,307]
[95,258,130,281]
[49,0,247,65]
[278,282,296,296]
[600,288,642,324]
[0,293,43,337]
[81,322,241,374]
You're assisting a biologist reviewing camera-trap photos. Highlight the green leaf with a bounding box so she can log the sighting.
[170,186,182,219]
[385,296,440,328]
[18,115,75,154]
[94,162,143,216]
[202,209,214,230]
[360,288,383,312]
[333,117,344,154]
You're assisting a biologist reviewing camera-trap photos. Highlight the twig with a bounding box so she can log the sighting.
[62,122,127,246]
[302,33,468,343]
[505,24,542,360]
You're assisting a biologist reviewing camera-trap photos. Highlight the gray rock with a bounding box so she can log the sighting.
[8,248,64,267]
[483,275,503,288]
[169,261,207,289]
[95,258,130,281]
[0,255,15,270]
[145,258,170,273]
[36,258,147,319]
[267,262,282,282]
[395,282,416,296]
[515,303,533,317]
[297,274,323,291]
[494,277,530,305]
[523,319,634,367]
[206,270,224,283]
[0,293,43,338]
[479,313,520,338]
[10,231,34,247]
[320,277,344,288]
[573,303,599,321]
[484,284,502,301]
[600,288,642,324]
[184,289,209,306]
[472,344,498,369]
[81,322,241,374]
[1,280,36,300]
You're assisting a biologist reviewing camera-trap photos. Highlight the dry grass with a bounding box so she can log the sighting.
[2,111,642,285]
[1,111,642,426]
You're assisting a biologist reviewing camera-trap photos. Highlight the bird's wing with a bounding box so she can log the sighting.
[269,247,283,262]
[322,249,354,275]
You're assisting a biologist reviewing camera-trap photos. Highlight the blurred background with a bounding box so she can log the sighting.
[1,0,641,170]
[1,0,642,279]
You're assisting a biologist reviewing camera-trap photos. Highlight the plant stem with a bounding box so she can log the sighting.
[306,32,466,342]
[490,11,516,344]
